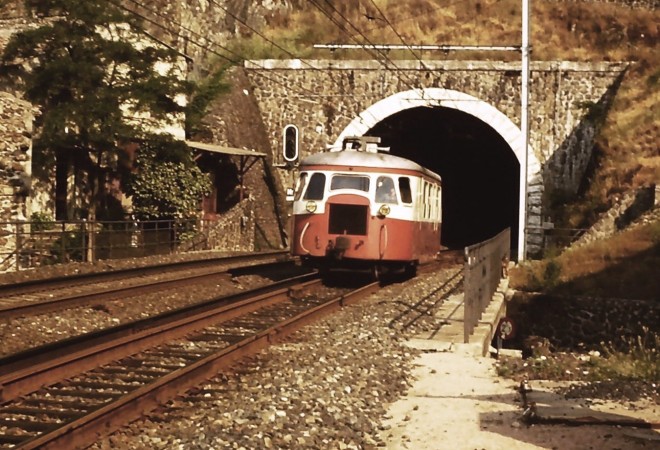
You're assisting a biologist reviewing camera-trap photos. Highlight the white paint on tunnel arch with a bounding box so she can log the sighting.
[334,87,539,260]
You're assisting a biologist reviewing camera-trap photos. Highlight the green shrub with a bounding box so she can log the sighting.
[48,231,86,264]
[542,259,562,290]
[592,327,659,383]
[30,211,55,231]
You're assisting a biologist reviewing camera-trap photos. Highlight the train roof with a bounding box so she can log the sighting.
[299,150,441,182]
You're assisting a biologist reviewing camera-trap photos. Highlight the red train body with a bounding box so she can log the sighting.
[290,137,442,277]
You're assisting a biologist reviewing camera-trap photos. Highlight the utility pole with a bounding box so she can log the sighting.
[518,0,531,261]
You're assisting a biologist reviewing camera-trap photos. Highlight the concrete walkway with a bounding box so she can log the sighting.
[380,282,660,449]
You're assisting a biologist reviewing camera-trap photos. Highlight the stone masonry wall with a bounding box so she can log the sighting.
[194,67,287,250]
[509,293,659,352]
[0,92,34,270]
[244,60,625,196]
[179,198,256,252]
[242,60,626,254]
[569,184,658,249]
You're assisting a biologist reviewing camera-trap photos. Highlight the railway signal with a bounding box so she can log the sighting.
[283,124,299,165]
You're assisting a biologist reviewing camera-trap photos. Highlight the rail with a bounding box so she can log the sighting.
[0,272,321,403]
[0,254,293,318]
[0,275,379,449]
[463,228,510,343]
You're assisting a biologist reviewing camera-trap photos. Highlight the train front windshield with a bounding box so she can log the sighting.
[303,173,326,200]
[330,175,370,192]
[375,176,398,204]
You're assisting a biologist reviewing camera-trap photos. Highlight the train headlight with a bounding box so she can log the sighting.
[378,204,391,217]
[305,201,317,213]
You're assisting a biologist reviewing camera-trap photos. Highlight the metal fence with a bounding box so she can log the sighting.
[0,218,221,272]
[463,228,511,343]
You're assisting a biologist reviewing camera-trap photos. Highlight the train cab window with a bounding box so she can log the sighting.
[330,175,370,192]
[303,173,326,200]
[294,173,308,201]
[375,176,397,204]
[398,177,412,204]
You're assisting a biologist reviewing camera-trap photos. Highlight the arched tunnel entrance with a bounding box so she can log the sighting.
[367,106,520,251]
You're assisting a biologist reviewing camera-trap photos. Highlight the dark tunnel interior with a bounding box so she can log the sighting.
[367,106,520,252]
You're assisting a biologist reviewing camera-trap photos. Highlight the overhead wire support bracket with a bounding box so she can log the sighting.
[313,44,521,52]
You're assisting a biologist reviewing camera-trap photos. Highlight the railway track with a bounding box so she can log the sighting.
[0,272,380,449]
[389,260,464,331]
[0,251,292,319]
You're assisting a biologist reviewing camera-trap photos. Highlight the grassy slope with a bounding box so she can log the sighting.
[510,220,660,299]
[241,0,658,297]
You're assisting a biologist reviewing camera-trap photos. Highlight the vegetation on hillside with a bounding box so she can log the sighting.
[510,219,660,299]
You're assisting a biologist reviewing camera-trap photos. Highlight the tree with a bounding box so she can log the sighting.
[1,0,193,221]
[122,135,211,221]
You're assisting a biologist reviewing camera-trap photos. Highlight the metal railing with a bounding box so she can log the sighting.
[0,218,221,272]
[463,228,511,343]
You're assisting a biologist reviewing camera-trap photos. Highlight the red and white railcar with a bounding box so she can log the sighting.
[290,136,442,277]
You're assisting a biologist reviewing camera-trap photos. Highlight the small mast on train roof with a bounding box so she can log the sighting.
[330,136,390,154]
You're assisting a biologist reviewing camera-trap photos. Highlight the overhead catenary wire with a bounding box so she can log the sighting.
[110,0,320,97]
[109,0,239,64]
[354,0,515,51]
[122,0,335,99]
[310,0,423,95]
[358,0,489,34]
[116,1,413,132]
[114,0,388,150]
[303,1,394,126]
[110,1,377,147]
[366,0,428,70]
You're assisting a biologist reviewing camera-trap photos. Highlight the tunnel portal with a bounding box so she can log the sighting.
[367,106,520,251]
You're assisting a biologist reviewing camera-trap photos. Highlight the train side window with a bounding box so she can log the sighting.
[294,173,308,201]
[331,175,370,192]
[398,177,412,204]
[303,173,326,200]
[375,176,397,204]
[430,184,435,219]
[424,182,430,219]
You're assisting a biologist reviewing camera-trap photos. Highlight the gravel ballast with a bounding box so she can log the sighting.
[1,253,461,449]
[84,269,458,450]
